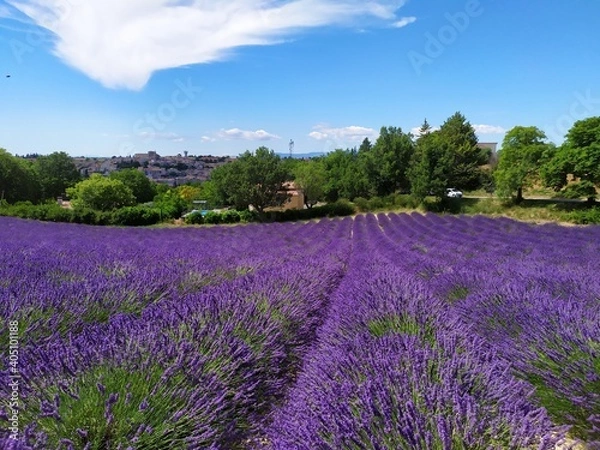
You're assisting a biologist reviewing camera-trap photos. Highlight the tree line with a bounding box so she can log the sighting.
[207,112,494,212]
[2,112,599,222]
[207,113,600,211]
[494,117,600,204]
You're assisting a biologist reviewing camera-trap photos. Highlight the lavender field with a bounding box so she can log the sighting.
[1,214,599,450]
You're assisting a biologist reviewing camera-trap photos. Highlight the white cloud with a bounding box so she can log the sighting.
[410,125,439,136]
[101,132,131,139]
[217,128,280,141]
[309,125,378,143]
[138,131,185,142]
[392,16,416,28]
[473,124,506,134]
[8,0,405,90]
[201,136,216,143]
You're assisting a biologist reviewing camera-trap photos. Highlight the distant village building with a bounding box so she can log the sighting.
[72,151,231,185]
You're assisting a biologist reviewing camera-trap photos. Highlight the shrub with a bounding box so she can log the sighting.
[394,194,420,209]
[44,205,74,223]
[72,208,101,225]
[566,207,600,224]
[221,210,241,224]
[204,211,222,224]
[366,196,385,210]
[184,211,204,225]
[112,206,162,226]
[353,197,370,212]
[323,200,355,217]
[270,201,356,223]
[239,210,259,223]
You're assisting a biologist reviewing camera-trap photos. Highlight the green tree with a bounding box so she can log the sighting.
[418,118,433,136]
[438,112,488,190]
[541,117,600,203]
[566,117,600,203]
[358,137,373,153]
[152,188,188,219]
[281,157,302,181]
[293,159,326,208]
[495,126,555,202]
[367,127,415,196]
[0,149,40,203]
[322,149,371,201]
[67,174,136,211]
[34,151,81,200]
[408,130,453,202]
[109,169,157,203]
[210,147,288,214]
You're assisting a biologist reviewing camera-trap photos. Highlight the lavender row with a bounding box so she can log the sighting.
[268,215,561,449]
[0,217,345,350]
[0,217,351,448]
[365,213,600,444]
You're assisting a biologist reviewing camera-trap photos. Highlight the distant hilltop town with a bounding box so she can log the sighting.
[71,151,234,186]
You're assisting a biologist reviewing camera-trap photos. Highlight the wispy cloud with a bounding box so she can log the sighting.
[217,128,280,141]
[392,16,416,28]
[0,5,14,19]
[201,136,216,143]
[7,0,406,90]
[309,125,378,143]
[473,124,506,134]
[138,131,185,142]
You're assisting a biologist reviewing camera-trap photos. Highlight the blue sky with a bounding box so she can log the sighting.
[1,0,599,158]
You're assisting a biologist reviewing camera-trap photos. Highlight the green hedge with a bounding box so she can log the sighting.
[0,201,356,227]
[0,202,162,226]
[269,200,356,222]
[111,206,162,226]
[184,211,204,225]
[184,209,257,225]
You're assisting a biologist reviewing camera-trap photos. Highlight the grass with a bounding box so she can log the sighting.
[446,197,597,224]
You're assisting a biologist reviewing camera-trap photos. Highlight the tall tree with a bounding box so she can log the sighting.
[542,117,600,203]
[494,126,555,202]
[109,169,157,203]
[358,137,373,154]
[0,149,40,203]
[438,112,488,190]
[34,151,80,200]
[210,147,288,214]
[418,118,433,136]
[408,131,453,202]
[367,126,415,196]
[293,159,326,208]
[322,149,371,201]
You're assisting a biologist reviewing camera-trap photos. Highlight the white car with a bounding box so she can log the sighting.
[445,188,463,198]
